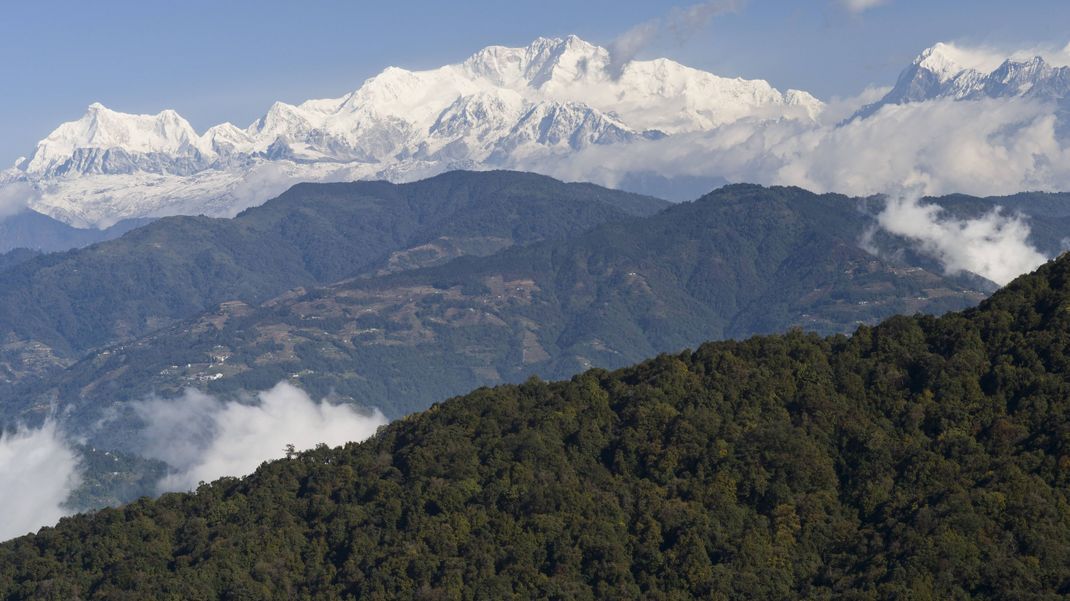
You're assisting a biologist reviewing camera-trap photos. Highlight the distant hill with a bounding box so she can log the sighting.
[0,170,667,383]
[0,210,149,254]
[4,252,1070,599]
[2,178,1068,512]
[14,185,996,440]
[0,248,41,272]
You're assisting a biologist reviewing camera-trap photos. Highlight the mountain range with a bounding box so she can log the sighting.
[4,37,1067,233]
[0,171,666,385]
[13,182,990,433]
[0,36,817,228]
[0,172,1066,511]
[2,13,1070,597]
[854,42,1070,119]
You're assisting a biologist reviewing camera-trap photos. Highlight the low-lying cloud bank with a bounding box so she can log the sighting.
[532,97,1070,200]
[522,95,1066,284]
[0,383,387,541]
[0,421,81,542]
[134,382,388,492]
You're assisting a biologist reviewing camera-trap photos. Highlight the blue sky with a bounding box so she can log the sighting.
[2,0,1069,165]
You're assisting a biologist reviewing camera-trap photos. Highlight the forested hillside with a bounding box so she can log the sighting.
[3,250,1069,599]
[24,184,990,436]
[0,171,666,382]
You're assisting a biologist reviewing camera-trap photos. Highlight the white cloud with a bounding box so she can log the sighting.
[875,193,1047,285]
[839,0,889,15]
[608,1,744,76]
[516,95,1069,283]
[1055,42,1070,67]
[0,421,82,542]
[0,182,36,220]
[776,98,1070,197]
[133,382,388,492]
[529,96,1070,199]
[817,85,894,125]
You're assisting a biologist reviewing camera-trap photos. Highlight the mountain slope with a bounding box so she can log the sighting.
[0,171,666,383]
[0,211,150,254]
[0,249,41,272]
[8,186,1066,434]
[4,254,1070,599]
[14,185,1001,439]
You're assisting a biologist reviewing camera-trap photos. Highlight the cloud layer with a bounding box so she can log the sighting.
[530,97,1070,201]
[517,93,1068,283]
[134,382,388,492]
[0,421,82,542]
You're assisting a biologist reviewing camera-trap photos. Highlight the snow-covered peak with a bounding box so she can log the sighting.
[914,43,984,83]
[784,89,824,119]
[462,35,607,90]
[20,36,819,176]
[204,122,253,155]
[248,101,318,140]
[9,35,830,226]
[24,103,210,175]
[458,36,817,132]
[853,41,1070,120]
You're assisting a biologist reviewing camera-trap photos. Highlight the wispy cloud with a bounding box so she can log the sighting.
[914,40,1070,75]
[839,0,889,15]
[608,1,744,76]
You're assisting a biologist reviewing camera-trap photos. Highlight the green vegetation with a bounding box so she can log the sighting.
[0,171,666,380]
[63,447,168,510]
[3,251,1070,599]
[20,185,990,435]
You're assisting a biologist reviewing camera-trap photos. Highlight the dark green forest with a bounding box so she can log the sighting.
[3,251,1070,599]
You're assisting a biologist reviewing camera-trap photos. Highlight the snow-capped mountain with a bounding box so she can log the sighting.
[7,36,1069,230]
[1,35,821,227]
[853,42,1070,119]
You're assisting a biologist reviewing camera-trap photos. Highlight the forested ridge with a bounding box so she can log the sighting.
[16,184,989,436]
[0,170,666,384]
[3,253,1070,599]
